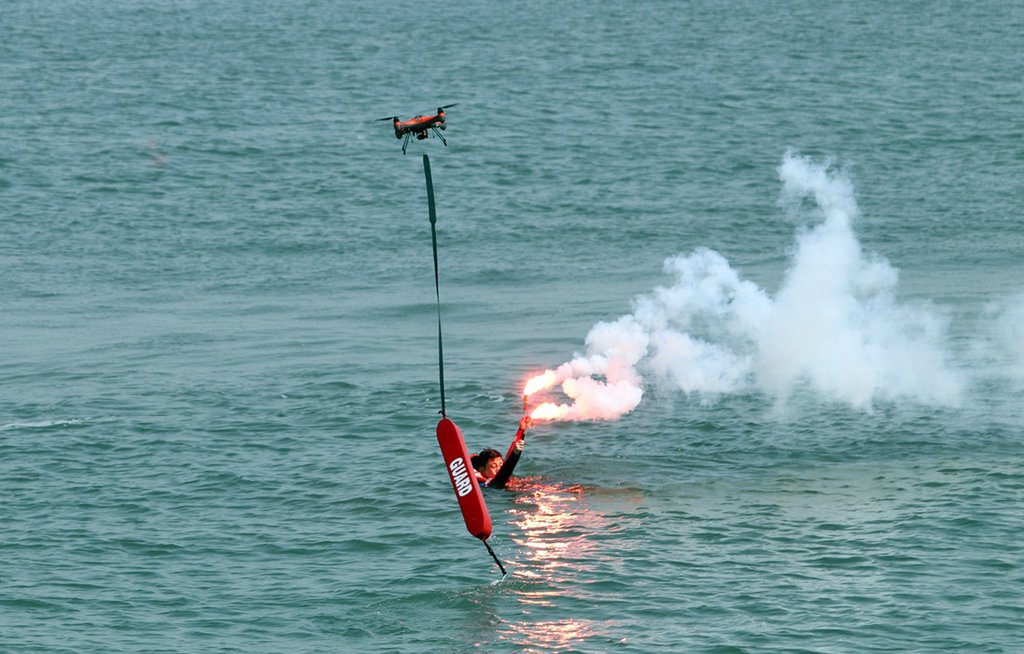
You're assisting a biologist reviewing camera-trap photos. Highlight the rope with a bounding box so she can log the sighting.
[423,154,446,417]
[483,539,508,577]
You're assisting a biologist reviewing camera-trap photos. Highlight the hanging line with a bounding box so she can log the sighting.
[424,154,506,579]
[423,154,447,418]
[483,540,507,577]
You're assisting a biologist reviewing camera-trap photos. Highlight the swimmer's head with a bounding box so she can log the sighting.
[471,448,503,480]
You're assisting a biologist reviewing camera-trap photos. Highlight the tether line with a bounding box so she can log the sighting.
[484,539,508,577]
[423,154,446,417]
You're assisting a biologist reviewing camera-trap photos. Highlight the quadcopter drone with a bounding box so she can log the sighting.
[377,104,457,155]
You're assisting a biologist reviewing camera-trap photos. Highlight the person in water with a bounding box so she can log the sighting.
[472,416,531,489]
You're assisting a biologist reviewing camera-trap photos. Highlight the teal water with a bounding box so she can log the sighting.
[3,1,1023,652]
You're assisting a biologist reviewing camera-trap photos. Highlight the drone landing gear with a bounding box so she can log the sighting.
[400,127,448,155]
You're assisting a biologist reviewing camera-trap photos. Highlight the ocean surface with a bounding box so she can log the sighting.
[3,1,1023,652]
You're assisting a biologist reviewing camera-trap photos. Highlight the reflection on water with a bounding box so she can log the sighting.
[497,477,637,652]
[503,619,602,654]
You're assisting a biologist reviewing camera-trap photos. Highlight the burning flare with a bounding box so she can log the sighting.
[522,316,647,422]
[523,370,559,397]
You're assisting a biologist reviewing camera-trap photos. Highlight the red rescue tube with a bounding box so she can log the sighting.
[436,417,492,541]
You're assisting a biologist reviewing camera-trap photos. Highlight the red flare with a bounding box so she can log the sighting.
[530,402,569,421]
[523,370,559,397]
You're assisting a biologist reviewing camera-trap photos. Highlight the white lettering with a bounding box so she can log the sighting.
[448,457,473,497]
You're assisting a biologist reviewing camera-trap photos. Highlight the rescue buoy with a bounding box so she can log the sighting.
[436,417,492,541]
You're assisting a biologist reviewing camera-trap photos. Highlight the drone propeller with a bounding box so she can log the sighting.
[377,105,457,121]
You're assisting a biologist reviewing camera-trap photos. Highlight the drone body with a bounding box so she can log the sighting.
[378,104,457,154]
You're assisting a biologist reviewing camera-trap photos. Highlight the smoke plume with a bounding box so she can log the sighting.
[525,153,965,420]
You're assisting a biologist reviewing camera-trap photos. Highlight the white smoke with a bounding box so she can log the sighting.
[757,153,963,409]
[527,152,965,420]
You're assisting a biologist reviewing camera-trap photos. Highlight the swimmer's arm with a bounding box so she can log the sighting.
[489,418,530,489]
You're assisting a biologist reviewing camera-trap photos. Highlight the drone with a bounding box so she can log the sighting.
[377,104,457,155]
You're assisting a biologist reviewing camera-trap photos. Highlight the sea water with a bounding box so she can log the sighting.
[2,1,1022,652]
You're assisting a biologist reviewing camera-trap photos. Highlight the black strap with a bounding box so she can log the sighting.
[422,154,506,579]
[423,154,446,417]
[484,539,507,576]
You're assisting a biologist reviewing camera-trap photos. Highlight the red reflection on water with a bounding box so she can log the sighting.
[508,619,600,654]
[508,480,594,601]
[499,478,612,651]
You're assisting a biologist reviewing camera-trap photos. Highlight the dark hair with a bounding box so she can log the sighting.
[472,448,501,472]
